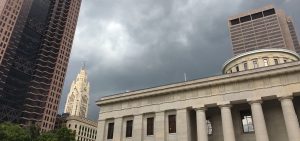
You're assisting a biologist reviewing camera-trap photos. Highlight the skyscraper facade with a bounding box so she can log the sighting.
[64,66,90,118]
[0,0,82,132]
[228,5,300,55]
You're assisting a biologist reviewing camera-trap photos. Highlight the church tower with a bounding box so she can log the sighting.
[64,65,90,118]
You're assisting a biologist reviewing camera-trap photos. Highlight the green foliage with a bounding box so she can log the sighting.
[54,127,76,141]
[0,123,76,141]
[28,124,41,140]
[35,132,57,141]
[0,122,30,141]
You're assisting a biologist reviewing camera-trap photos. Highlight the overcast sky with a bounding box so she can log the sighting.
[58,0,300,120]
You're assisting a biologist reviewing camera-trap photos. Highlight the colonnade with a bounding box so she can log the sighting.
[97,96,300,141]
[196,96,300,141]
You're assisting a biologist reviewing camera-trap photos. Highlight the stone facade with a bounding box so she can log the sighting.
[223,48,300,73]
[64,66,90,118]
[96,54,300,141]
[66,116,97,141]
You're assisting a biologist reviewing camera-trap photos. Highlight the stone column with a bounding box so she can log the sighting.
[280,96,300,141]
[96,120,105,141]
[133,114,143,141]
[113,117,123,141]
[155,111,165,141]
[249,100,269,141]
[220,104,236,141]
[195,107,208,141]
[177,108,190,141]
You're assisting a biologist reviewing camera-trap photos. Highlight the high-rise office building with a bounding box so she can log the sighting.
[0,0,82,132]
[228,5,300,55]
[64,66,90,118]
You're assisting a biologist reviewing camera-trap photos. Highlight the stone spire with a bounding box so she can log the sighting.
[64,65,90,118]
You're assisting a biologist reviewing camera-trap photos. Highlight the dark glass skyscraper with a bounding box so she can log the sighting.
[0,0,82,131]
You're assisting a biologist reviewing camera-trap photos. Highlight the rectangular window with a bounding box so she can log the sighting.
[126,120,133,137]
[263,58,269,66]
[274,58,279,65]
[240,110,254,133]
[147,117,154,135]
[240,15,251,23]
[107,122,114,139]
[253,60,258,68]
[251,12,263,20]
[235,65,239,72]
[263,8,276,17]
[244,62,248,70]
[168,115,176,133]
[230,18,240,25]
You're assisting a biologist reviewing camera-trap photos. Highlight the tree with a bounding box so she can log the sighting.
[35,132,57,141]
[27,124,41,140]
[54,127,76,141]
[0,122,75,141]
[34,127,75,141]
[0,122,30,141]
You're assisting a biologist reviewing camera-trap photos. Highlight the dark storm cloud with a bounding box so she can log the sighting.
[58,0,300,120]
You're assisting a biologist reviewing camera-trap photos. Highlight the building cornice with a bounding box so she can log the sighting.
[97,61,300,106]
[66,116,97,127]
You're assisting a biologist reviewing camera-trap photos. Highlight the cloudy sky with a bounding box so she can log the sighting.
[58,0,300,120]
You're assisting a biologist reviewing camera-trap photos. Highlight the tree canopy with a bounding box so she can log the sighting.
[0,122,76,141]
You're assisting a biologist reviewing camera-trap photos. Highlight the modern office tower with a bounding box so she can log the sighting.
[64,66,90,118]
[0,0,82,132]
[287,17,300,54]
[228,5,300,55]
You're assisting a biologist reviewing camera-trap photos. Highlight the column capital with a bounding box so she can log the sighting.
[247,97,263,104]
[278,95,293,101]
[194,107,207,111]
[218,101,232,108]
[193,105,206,111]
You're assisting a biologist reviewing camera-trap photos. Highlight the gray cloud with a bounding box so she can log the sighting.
[58,0,300,120]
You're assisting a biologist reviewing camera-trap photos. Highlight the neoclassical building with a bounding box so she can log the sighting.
[66,116,98,141]
[96,48,300,141]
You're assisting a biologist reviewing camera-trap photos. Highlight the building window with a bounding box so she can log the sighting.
[283,58,288,63]
[147,117,154,136]
[107,122,114,139]
[253,60,258,68]
[206,119,213,135]
[75,124,77,128]
[240,110,254,133]
[126,120,133,137]
[235,65,239,72]
[168,115,176,133]
[244,62,248,70]
[68,124,71,128]
[274,58,279,65]
[263,58,269,66]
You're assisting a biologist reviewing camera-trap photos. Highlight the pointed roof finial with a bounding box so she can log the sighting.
[82,61,86,70]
